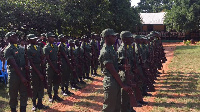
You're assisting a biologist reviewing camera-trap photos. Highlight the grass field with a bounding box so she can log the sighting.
[151,46,200,112]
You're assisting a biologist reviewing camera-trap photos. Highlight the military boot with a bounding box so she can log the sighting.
[37,99,48,110]
[32,99,37,111]
[53,90,63,102]
[61,87,68,96]
[48,93,53,102]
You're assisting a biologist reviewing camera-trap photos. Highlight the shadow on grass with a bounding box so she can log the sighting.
[152,71,200,110]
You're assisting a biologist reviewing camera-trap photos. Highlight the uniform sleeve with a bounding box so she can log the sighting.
[102,51,113,66]
[4,48,14,60]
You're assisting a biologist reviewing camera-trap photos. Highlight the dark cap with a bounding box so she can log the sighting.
[101,28,118,38]
[5,32,16,38]
[120,31,133,39]
[27,34,38,40]
[46,32,55,38]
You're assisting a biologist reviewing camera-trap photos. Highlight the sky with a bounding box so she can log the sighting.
[131,0,141,6]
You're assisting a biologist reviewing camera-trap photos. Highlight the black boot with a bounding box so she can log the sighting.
[32,99,37,111]
[65,86,74,95]
[61,87,68,96]
[48,93,53,102]
[20,106,26,112]
[53,90,63,102]
[37,99,48,110]
[11,107,17,112]
[79,77,86,84]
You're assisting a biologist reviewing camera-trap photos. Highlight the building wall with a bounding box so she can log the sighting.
[153,25,165,31]
[143,25,148,31]
[142,25,165,31]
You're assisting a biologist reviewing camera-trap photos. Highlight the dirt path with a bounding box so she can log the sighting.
[45,76,104,112]
[45,42,184,112]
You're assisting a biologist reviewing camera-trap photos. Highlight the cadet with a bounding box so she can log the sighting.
[81,36,92,80]
[90,33,99,77]
[135,36,153,96]
[43,32,63,102]
[4,32,28,112]
[68,39,81,90]
[58,34,74,96]
[99,29,132,112]
[74,39,86,84]
[26,34,47,111]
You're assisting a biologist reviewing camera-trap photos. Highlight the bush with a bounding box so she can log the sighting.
[184,40,191,45]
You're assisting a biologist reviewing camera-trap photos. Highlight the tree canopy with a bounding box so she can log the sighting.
[164,0,200,32]
[137,0,173,13]
[0,0,141,37]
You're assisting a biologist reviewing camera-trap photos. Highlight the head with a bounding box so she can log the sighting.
[46,32,55,44]
[101,29,118,45]
[134,35,141,44]
[27,34,38,45]
[58,34,67,43]
[120,31,133,45]
[69,39,75,47]
[5,32,18,44]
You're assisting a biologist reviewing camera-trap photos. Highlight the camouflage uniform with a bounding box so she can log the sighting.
[4,32,27,112]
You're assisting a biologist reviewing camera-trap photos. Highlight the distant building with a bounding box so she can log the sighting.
[140,12,166,31]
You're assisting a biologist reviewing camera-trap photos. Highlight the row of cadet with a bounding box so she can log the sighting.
[1,30,166,112]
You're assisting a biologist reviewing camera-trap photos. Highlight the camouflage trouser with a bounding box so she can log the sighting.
[61,63,71,88]
[31,64,44,100]
[119,71,135,112]
[8,68,28,108]
[47,62,60,95]
[102,76,121,112]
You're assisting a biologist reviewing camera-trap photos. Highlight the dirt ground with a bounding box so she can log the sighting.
[45,42,184,112]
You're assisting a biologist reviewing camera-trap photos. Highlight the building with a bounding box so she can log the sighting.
[140,12,166,32]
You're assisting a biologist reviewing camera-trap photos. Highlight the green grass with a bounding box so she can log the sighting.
[151,45,200,112]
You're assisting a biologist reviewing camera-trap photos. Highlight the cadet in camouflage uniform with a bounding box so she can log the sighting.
[74,39,86,84]
[68,39,81,89]
[4,32,28,112]
[117,31,137,112]
[43,32,63,102]
[135,36,153,96]
[90,33,99,76]
[99,29,132,112]
[81,36,92,80]
[26,34,47,111]
[58,34,74,96]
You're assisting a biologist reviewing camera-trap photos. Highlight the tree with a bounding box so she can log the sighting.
[164,0,200,32]
[0,0,142,37]
[137,0,173,13]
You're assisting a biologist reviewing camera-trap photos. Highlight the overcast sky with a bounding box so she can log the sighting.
[131,0,140,6]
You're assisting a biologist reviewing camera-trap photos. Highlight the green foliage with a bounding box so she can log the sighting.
[136,0,173,13]
[0,0,141,37]
[184,40,191,45]
[164,0,200,32]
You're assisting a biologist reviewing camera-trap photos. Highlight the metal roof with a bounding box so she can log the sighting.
[140,12,166,25]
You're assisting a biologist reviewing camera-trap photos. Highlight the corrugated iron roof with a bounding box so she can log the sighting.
[140,12,166,25]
